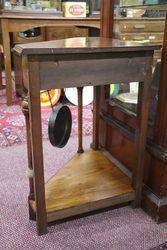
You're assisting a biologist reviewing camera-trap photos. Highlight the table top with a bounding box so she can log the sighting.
[0,10,165,21]
[13,37,162,56]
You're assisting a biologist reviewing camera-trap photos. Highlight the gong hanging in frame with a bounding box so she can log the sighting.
[48,105,72,148]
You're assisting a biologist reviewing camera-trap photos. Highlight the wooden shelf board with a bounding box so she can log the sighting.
[40,149,134,223]
[29,150,134,222]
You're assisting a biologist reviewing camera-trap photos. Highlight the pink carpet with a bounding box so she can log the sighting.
[0,88,92,147]
[0,136,167,249]
[152,243,167,249]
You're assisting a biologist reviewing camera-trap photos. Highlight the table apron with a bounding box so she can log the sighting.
[36,57,149,90]
[7,18,100,33]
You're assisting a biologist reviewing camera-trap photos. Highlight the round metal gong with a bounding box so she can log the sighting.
[48,105,72,148]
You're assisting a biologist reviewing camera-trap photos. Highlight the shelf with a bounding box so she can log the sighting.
[109,98,137,117]
[30,150,134,223]
[108,98,155,127]
[121,3,167,9]
[33,149,134,223]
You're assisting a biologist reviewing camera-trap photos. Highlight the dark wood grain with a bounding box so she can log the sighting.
[97,11,167,224]
[13,54,24,97]
[12,0,160,233]
[77,87,84,154]
[142,186,167,223]
[100,0,114,38]
[98,13,167,218]
[22,97,36,221]
[15,45,156,233]
[0,51,2,90]
[14,41,157,234]
[100,0,114,162]
[100,110,135,141]
[92,86,101,150]
[133,57,153,207]
[1,18,12,105]
[14,37,161,56]
[154,15,167,148]
[41,150,134,223]
[2,6,164,105]
[0,9,99,20]
[28,61,47,235]
[0,10,100,105]
[37,56,151,91]
[100,109,167,164]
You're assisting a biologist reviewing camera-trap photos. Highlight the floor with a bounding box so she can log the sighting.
[0,82,167,249]
[0,136,167,250]
[0,88,92,147]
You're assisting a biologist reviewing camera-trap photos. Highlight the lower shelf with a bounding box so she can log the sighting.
[30,149,135,223]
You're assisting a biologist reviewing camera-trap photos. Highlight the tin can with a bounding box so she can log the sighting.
[62,0,86,17]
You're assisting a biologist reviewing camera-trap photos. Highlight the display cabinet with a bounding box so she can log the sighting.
[1,0,100,12]
[99,1,167,223]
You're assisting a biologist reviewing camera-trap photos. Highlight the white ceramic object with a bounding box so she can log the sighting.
[64,86,93,106]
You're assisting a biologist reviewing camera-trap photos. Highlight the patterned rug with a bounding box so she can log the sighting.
[0,88,93,147]
[0,137,167,249]
[151,242,167,250]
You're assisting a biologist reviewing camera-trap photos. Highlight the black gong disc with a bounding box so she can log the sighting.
[48,105,72,148]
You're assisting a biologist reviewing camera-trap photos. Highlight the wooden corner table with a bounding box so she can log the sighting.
[13,37,161,235]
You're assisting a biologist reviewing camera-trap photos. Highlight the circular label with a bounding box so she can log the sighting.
[69,5,84,16]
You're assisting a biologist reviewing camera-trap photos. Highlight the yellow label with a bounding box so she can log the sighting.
[37,1,50,8]
[63,2,86,17]
[64,37,86,47]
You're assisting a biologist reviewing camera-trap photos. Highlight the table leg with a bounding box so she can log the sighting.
[28,61,47,235]
[92,86,101,150]
[0,51,3,90]
[22,97,36,221]
[77,87,84,154]
[133,57,153,207]
[1,19,12,105]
